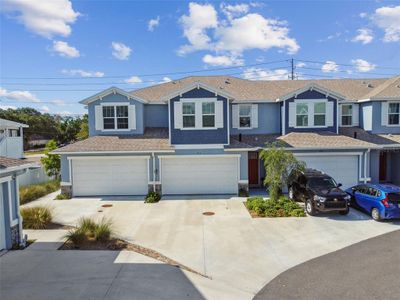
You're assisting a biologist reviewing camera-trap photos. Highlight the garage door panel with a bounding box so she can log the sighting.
[296,155,358,189]
[72,158,148,196]
[162,156,238,195]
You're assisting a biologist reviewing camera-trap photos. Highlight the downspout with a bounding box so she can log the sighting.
[15,170,27,247]
[152,152,156,192]
[364,149,370,183]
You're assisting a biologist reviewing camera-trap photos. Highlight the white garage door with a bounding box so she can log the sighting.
[161,156,239,195]
[72,157,148,196]
[296,155,359,189]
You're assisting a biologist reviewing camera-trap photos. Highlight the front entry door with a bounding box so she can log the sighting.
[379,152,387,182]
[248,152,259,186]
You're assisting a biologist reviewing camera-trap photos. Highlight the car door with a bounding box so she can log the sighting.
[296,175,307,200]
[362,188,380,212]
[353,186,368,210]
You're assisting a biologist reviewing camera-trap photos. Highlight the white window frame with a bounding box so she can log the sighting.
[101,104,130,131]
[295,103,309,127]
[294,99,328,128]
[179,98,218,130]
[313,102,326,127]
[182,102,196,129]
[341,104,353,127]
[387,101,400,126]
[239,104,252,129]
[202,101,215,128]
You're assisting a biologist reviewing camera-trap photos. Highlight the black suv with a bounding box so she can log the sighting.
[288,169,351,216]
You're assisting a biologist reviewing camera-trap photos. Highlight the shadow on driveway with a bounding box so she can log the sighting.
[254,230,400,300]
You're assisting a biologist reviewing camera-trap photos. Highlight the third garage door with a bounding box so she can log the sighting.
[161,156,239,195]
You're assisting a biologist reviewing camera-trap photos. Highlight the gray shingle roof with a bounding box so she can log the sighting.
[340,127,400,148]
[131,76,400,102]
[0,156,32,169]
[53,128,173,153]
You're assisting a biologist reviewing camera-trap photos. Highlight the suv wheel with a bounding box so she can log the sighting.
[288,186,295,200]
[305,199,316,216]
[339,207,350,215]
[371,208,381,221]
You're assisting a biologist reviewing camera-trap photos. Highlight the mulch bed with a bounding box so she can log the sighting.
[59,238,209,278]
[45,223,75,230]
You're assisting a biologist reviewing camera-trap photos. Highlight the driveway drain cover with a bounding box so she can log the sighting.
[203,212,215,216]
[101,204,113,208]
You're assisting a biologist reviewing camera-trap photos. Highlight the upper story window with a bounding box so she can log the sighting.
[388,102,400,125]
[8,129,21,137]
[239,105,252,128]
[296,103,308,127]
[103,105,129,130]
[341,104,352,126]
[202,102,215,127]
[314,102,326,126]
[182,102,196,128]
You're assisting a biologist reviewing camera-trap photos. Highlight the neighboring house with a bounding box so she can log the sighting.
[0,118,29,159]
[0,156,34,250]
[53,76,400,197]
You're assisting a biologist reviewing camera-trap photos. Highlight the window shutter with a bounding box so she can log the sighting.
[251,104,258,128]
[381,102,388,126]
[129,105,136,130]
[288,102,296,127]
[339,105,343,126]
[326,102,334,127]
[95,105,103,130]
[215,101,224,128]
[232,105,239,128]
[352,104,359,126]
[174,102,182,129]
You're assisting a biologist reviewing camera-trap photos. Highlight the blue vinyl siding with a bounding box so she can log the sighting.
[230,103,281,135]
[144,104,168,128]
[370,101,400,134]
[1,176,19,249]
[285,90,337,134]
[88,93,144,136]
[170,88,229,145]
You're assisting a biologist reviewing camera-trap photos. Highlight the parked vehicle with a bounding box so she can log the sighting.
[345,183,400,221]
[288,169,351,216]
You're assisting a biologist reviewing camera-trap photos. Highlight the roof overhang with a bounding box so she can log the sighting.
[162,81,233,102]
[79,87,148,105]
[0,119,29,128]
[0,162,37,175]
[276,83,346,102]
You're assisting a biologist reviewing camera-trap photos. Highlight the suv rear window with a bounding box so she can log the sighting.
[388,193,400,202]
[308,177,337,189]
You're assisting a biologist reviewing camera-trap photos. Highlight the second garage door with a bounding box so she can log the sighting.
[72,157,148,196]
[161,156,239,195]
[295,154,359,189]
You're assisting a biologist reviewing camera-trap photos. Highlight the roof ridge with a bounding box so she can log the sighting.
[361,76,400,100]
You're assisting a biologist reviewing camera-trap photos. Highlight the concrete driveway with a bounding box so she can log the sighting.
[21,195,400,298]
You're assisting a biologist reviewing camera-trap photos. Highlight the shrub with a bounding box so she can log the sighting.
[78,218,97,237]
[55,193,70,200]
[64,228,87,245]
[145,191,161,203]
[21,206,52,229]
[94,218,113,243]
[246,196,305,218]
[65,217,114,246]
[290,208,306,217]
[20,180,60,204]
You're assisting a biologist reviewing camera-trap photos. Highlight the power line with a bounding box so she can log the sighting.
[296,66,399,77]
[296,59,400,71]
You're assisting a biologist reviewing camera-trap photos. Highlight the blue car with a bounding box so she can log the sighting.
[346,183,400,221]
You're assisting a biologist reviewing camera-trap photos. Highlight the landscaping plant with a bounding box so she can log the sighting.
[144,191,161,203]
[246,196,306,217]
[41,140,60,179]
[260,142,305,201]
[65,217,114,246]
[54,193,70,200]
[19,180,60,204]
[21,206,53,229]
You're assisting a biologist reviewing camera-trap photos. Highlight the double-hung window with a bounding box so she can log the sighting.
[239,105,251,128]
[341,104,352,126]
[296,103,308,127]
[102,105,129,130]
[182,102,196,128]
[388,103,400,125]
[202,102,215,127]
[314,102,326,126]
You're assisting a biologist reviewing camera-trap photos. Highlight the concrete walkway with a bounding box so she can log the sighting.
[19,196,400,298]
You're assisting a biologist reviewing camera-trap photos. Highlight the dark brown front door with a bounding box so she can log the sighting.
[379,151,387,182]
[248,152,259,186]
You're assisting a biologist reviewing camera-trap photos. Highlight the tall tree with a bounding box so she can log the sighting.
[41,140,60,178]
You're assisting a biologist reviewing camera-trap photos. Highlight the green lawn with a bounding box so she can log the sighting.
[24,149,46,156]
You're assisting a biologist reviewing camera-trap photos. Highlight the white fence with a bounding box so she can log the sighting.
[18,166,53,187]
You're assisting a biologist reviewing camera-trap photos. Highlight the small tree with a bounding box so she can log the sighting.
[76,114,89,140]
[260,142,305,201]
[41,140,60,179]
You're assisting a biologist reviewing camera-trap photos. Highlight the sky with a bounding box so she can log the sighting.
[0,0,399,115]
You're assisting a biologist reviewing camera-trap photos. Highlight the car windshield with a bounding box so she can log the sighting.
[308,177,337,189]
[388,193,400,202]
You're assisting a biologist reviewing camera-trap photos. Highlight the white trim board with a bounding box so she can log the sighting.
[67,156,150,160]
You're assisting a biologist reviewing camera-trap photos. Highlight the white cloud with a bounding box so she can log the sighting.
[40,105,50,113]
[242,67,289,80]
[2,0,80,38]
[52,40,80,57]
[202,54,244,66]
[351,59,376,72]
[61,69,104,77]
[54,111,72,116]
[0,105,17,110]
[352,28,374,44]
[321,61,339,73]
[220,3,249,20]
[178,3,299,59]
[124,76,142,84]
[148,16,160,31]
[372,6,400,42]
[50,99,66,106]
[0,87,40,102]
[296,62,306,68]
[178,2,218,55]
[111,42,132,60]
[160,77,172,83]
[359,12,368,18]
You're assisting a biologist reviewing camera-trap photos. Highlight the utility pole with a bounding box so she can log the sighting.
[290,58,295,80]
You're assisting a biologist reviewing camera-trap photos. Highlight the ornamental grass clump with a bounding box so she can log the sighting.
[64,217,114,246]
[21,206,53,229]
